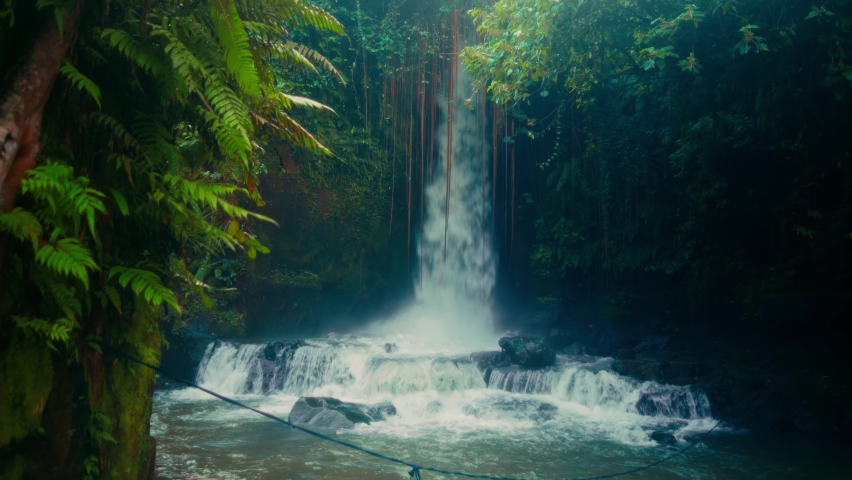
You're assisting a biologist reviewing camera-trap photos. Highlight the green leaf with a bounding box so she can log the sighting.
[109,266,180,313]
[60,60,101,108]
[0,208,43,250]
[35,238,99,289]
[210,0,261,96]
[109,188,130,216]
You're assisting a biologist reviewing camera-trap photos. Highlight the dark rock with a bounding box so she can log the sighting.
[289,397,397,430]
[612,358,661,382]
[365,402,397,421]
[463,397,558,424]
[470,351,511,382]
[245,340,303,393]
[426,401,443,414]
[270,340,304,359]
[792,405,823,438]
[650,431,677,445]
[384,342,398,353]
[498,336,556,369]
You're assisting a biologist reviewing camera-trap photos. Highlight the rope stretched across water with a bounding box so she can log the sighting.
[99,342,721,480]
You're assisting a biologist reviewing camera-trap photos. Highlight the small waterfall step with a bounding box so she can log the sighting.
[194,335,714,423]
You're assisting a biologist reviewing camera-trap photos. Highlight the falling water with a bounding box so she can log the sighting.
[374,39,496,348]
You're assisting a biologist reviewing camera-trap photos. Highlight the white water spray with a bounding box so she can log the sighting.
[372,48,496,349]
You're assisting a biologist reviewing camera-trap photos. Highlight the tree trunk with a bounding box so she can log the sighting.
[0,0,84,211]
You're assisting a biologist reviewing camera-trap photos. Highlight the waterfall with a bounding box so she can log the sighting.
[360,355,485,395]
[195,339,485,397]
[196,338,712,422]
[485,358,712,420]
[373,37,497,349]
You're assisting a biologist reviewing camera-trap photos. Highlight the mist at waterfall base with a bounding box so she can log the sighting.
[150,69,848,479]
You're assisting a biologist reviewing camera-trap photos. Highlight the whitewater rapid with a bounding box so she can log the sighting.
[177,335,716,446]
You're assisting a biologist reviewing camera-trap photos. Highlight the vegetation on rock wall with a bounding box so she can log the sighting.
[1,0,344,477]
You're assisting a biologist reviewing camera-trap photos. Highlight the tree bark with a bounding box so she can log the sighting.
[0,0,84,211]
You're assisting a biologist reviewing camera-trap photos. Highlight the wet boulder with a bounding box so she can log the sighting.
[650,431,677,445]
[463,397,558,424]
[498,336,556,369]
[365,402,397,421]
[384,342,398,353]
[289,397,396,430]
[262,340,303,362]
[249,340,303,393]
[470,351,511,382]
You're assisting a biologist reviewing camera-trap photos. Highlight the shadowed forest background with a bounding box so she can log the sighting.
[1,0,851,478]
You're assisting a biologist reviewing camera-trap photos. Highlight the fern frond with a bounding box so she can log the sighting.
[86,113,143,155]
[132,116,186,166]
[60,60,102,108]
[21,162,75,215]
[102,28,168,78]
[68,181,107,238]
[47,282,82,321]
[0,208,43,250]
[292,43,345,84]
[240,0,344,35]
[244,20,286,39]
[12,316,75,346]
[152,25,206,94]
[35,238,99,289]
[195,106,253,162]
[255,111,331,155]
[162,173,276,224]
[109,266,180,313]
[210,0,261,96]
[103,285,123,314]
[277,92,335,112]
[267,40,318,73]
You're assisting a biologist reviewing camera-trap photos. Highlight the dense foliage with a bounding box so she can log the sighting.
[1,1,345,477]
[465,0,852,326]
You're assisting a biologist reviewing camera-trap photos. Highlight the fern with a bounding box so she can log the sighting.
[239,0,345,35]
[257,111,331,155]
[101,28,168,78]
[86,113,143,154]
[132,116,186,166]
[35,237,99,289]
[109,266,181,313]
[210,0,261,95]
[0,208,43,250]
[47,282,82,321]
[292,43,345,83]
[12,316,75,347]
[103,285,123,314]
[60,60,102,108]
[162,173,276,223]
[68,181,107,238]
[277,92,335,112]
[21,162,107,239]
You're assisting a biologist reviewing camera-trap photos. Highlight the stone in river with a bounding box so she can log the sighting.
[498,336,556,369]
[289,397,397,430]
[650,431,678,445]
